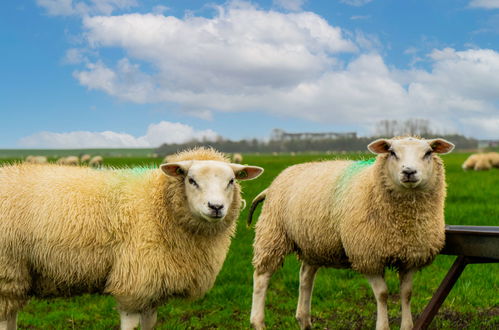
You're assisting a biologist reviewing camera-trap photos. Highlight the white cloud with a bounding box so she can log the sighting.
[36,0,138,16]
[273,0,306,12]
[66,3,499,138]
[340,0,373,7]
[18,121,219,148]
[469,0,499,9]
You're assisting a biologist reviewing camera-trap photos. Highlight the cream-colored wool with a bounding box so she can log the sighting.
[488,152,499,168]
[0,147,262,328]
[25,155,47,164]
[462,153,498,171]
[232,153,243,164]
[249,137,454,330]
[80,154,91,163]
[89,155,103,167]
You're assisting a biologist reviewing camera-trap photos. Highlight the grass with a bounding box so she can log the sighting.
[1,152,498,329]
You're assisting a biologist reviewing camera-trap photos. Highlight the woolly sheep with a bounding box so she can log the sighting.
[56,156,79,166]
[462,152,499,171]
[80,154,91,163]
[233,153,243,164]
[0,147,263,330]
[488,151,499,168]
[247,137,454,330]
[89,155,103,167]
[24,155,47,164]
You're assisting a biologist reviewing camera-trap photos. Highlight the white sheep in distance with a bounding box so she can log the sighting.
[0,147,263,330]
[232,153,243,164]
[89,155,103,167]
[80,154,91,163]
[462,152,499,171]
[247,137,454,330]
[24,155,47,164]
[57,155,80,166]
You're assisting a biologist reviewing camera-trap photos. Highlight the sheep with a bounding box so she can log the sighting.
[462,153,483,170]
[232,153,243,164]
[89,155,103,167]
[474,154,492,171]
[0,147,263,330]
[58,155,79,166]
[24,155,47,164]
[247,136,454,330]
[80,154,91,163]
[488,151,499,168]
[462,152,499,171]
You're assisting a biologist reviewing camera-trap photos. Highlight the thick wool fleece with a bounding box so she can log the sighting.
[252,154,447,276]
[0,148,241,318]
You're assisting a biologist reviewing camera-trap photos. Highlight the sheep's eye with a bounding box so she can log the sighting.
[188,178,198,187]
[424,150,433,159]
[389,150,397,158]
[228,178,235,186]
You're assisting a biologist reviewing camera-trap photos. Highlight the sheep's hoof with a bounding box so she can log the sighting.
[296,315,312,330]
[250,321,266,330]
[400,321,413,330]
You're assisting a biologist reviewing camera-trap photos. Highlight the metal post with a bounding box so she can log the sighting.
[413,255,469,330]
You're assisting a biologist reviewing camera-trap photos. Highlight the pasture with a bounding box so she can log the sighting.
[0,152,498,329]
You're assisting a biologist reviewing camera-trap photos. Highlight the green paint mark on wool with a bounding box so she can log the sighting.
[338,158,376,189]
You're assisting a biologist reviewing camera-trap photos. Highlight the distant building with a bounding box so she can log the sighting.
[270,129,357,141]
[478,140,499,149]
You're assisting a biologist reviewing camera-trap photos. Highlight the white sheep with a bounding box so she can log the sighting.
[25,155,47,164]
[462,152,499,171]
[0,147,263,330]
[80,154,91,163]
[248,137,454,330]
[232,153,243,164]
[89,155,103,167]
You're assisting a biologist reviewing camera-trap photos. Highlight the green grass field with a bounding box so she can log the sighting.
[1,152,498,329]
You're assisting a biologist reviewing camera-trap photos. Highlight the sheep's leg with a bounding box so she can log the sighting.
[250,271,272,329]
[399,269,415,330]
[366,274,389,330]
[295,262,318,330]
[119,311,140,330]
[140,309,157,330]
[0,313,17,330]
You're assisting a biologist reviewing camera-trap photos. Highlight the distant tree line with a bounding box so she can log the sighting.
[155,119,478,156]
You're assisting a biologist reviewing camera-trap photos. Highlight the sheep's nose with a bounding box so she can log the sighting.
[208,203,224,212]
[402,168,417,176]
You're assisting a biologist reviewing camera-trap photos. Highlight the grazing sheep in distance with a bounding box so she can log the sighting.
[248,136,454,330]
[56,156,79,166]
[0,147,263,330]
[80,154,91,163]
[89,155,103,167]
[232,153,243,164]
[25,155,47,164]
[462,152,499,171]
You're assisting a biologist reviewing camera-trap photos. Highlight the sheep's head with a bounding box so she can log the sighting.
[161,160,263,222]
[368,137,454,190]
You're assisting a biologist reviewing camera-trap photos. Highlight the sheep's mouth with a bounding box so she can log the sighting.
[401,178,419,183]
[201,212,225,222]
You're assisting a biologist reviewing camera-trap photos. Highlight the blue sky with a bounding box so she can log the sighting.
[1,0,499,148]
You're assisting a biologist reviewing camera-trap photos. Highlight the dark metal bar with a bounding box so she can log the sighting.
[413,255,469,330]
[414,225,499,329]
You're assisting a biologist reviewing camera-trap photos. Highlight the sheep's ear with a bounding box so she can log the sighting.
[160,161,193,177]
[229,164,264,181]
[428,139,455,154]
[368,139,391,154]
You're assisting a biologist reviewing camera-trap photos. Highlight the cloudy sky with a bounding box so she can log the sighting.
[1,0,499,148]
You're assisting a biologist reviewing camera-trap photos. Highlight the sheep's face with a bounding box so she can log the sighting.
[368,137,454,190]
[161,160,263,222]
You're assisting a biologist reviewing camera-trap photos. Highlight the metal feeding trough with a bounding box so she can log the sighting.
[414,225,499,329]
